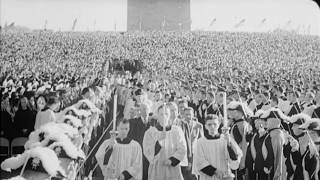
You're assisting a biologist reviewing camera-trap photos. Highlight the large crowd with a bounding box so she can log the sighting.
[0,30,320,180]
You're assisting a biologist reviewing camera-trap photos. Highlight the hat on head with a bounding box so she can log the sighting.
[299,118,320,132]
[289,113,312,125]
[227,101,253,117]
[260,108,290,122]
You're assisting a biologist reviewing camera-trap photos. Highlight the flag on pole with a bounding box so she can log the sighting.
[162,16,166,30]
[72,18,78,31]
[234,19,245,28]
[44,20,48,30]
[209,18,216,26]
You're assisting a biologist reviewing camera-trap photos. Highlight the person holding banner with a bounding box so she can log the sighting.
[143,104,187,180]
[95,118,143,180]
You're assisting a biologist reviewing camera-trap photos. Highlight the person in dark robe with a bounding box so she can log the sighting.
[245,110,270,180]
[287,113,313,180]
[298,118,320,180]
[287,90,302,116]
[0,95,14,140]
[227,101,253,180]
[13,96,36,137]
[260,108,292,180]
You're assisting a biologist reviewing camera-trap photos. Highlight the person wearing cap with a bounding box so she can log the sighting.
[260,108,291,180]
[245,110,270,180]
[195,114,242,180]
[227,101,253,180]
[286,113,313,180]
[298,118,320,180]
[143,104,187,180]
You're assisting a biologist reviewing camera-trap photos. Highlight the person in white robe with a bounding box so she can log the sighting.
[195,114,243,180]
[143,104,187,180]
[95,119,143,180]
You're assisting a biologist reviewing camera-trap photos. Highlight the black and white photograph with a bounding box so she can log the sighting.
[0,0,320,179]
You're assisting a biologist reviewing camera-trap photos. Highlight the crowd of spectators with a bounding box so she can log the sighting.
[1,30,319,179]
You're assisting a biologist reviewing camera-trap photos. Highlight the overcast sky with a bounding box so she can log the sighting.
[1,0,319,35]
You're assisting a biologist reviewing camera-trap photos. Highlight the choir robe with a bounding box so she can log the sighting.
[143,124,187,180]
[95,137,143,180]
[195,134,243,180]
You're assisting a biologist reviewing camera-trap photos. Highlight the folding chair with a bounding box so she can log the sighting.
[0,137,10,162]
[11,137,28,156]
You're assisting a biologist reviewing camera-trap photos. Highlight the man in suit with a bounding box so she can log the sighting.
[177,107,204,180]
